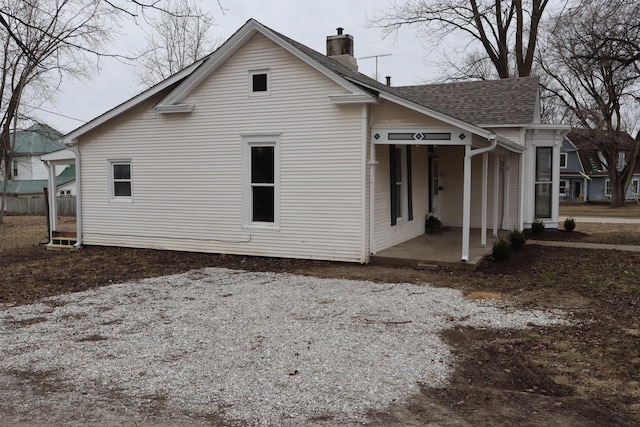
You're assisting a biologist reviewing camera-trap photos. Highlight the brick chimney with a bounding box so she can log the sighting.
[326,27,358,71]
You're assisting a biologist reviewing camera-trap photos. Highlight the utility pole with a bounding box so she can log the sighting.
[358,53,391,81]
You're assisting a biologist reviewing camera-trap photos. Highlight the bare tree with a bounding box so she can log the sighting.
[370,0,552,79]
[0,0,116,223]
[540,0,640,207]
[135,0,219,88]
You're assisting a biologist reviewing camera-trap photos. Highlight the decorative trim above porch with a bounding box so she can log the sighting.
[372,128,471,145]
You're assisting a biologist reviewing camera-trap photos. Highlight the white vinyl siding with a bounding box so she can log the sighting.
[374,144,428,252]
[78,33,366,262]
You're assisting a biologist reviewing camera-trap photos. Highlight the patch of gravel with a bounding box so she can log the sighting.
[0,267,568,426]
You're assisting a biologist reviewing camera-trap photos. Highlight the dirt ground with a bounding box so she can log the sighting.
[1,217,639,426]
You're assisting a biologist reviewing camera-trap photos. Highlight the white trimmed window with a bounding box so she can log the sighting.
[605,179,611,197]
[631,179,639,196]
[534,147,553,218]
[109,160,132,201]
[560,153,567,168]
[559,179,568,195]
[249,69,270,96]
[243,135,280,227]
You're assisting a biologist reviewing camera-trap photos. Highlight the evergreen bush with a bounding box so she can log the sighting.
[492,238,513,262]
[531,218,545,234]
[564,217,576,232]
[508,229,527,250]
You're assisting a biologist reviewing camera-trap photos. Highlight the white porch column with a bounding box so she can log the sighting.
[481,152,488,248]
[461,145,472,261]
[462,137,497,262]
[68,144,82,246]
[502,154,511,230]
[493,154,500,237]
[45,162,58,235]
[368,135,378,256]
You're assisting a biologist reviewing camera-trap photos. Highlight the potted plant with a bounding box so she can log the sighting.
[425,212,442,233]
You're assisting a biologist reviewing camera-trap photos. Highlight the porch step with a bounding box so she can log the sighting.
[47,236,80,251]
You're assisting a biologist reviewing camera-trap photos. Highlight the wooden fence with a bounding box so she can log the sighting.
[5,196,76,216]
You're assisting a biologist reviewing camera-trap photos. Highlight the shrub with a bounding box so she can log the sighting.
[564,217,576,232]
[531,218,545,234]
[508,229,527,250]
[492,238,513,262]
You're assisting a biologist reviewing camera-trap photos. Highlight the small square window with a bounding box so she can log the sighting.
[249,69,270,96]
[253,73,267,92]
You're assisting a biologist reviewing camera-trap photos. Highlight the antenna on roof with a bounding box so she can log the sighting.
[358,53,391,82]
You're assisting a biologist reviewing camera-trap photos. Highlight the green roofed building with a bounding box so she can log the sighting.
[1,123,75,197]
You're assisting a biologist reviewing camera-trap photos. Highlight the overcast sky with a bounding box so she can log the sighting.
[34,0,466,134]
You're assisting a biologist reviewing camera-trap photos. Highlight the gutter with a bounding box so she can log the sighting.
[461,135,498,262]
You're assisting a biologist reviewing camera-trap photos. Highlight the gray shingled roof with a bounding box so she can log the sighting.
[266,21,540,127]
[393,77,540,125]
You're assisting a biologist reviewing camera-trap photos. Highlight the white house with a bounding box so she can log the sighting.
[0,123,75,203]
[43,19,569,263]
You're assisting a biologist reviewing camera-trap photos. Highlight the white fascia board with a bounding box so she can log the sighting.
[63,59,205,144]
[155,104,195,113]
[328,94,377,104]
[374,90,496,141]
[158,19,372,108]
[478,123,532,128]
[40,148,76,164]
[496,135,525,153]
[527,123,572,132]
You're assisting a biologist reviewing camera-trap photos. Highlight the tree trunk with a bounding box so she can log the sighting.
[610,178,627,207]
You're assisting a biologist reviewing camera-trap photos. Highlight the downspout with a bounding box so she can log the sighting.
[461,135,497,262]
[67,142,82,247]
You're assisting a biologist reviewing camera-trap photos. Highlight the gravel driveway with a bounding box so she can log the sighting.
[0,268,567,426]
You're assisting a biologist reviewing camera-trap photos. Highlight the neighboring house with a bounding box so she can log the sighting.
[0,124,76,198]
[5,123,64,180]
[1,167,75,197]
[43,19,569,262]
[562,131,640,202]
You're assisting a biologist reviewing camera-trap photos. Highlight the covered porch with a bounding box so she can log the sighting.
[41,148,81,250]
[370,227,502,270]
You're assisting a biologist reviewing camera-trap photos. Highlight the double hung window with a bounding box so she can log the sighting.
[243,135,279,227]
[109,160,132,200]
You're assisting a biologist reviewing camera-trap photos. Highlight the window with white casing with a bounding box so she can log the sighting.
[249,69,270,97]
[605,179,611,197]
[560,153,567,168]
[389,144,413,226]
[559,179,567,195]
[534,147,552,218]
[109,160,132,201]
[632,179,639,196]
[243,135,279,227]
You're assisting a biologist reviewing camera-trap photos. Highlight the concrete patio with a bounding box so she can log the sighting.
[370,227,501,270]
